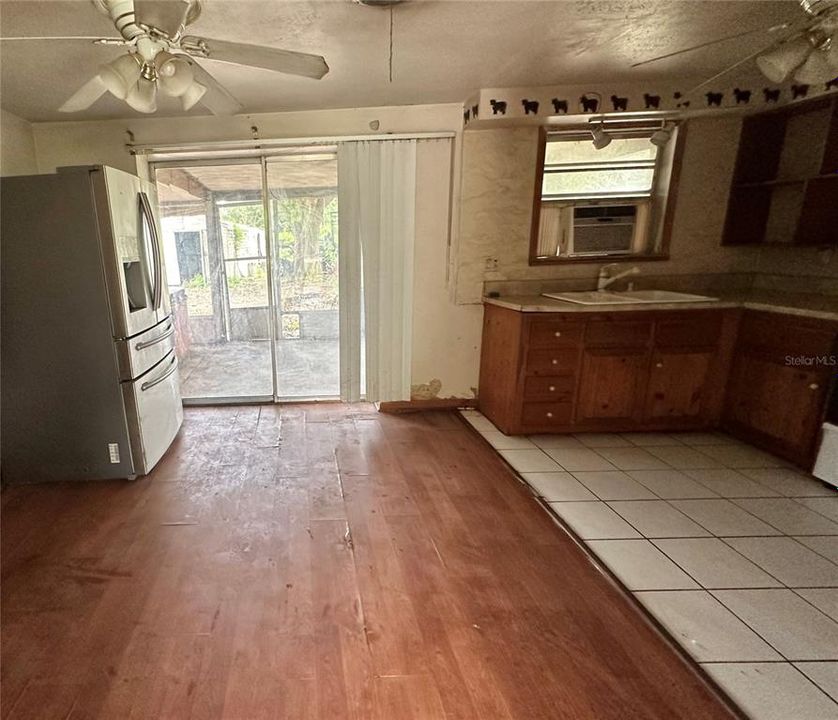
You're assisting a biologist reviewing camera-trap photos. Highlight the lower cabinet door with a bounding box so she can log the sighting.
[644,350,713,423]
[724,351,826,464]
[576,348,647,425]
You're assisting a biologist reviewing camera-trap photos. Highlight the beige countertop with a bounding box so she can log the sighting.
[484,291,838,322]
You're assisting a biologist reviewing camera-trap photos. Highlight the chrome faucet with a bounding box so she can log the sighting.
[597,263,641,291]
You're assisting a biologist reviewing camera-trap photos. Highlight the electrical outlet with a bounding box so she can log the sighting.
[484,256,499,271]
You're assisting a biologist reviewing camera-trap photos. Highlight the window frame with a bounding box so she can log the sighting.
[529,123,686,265]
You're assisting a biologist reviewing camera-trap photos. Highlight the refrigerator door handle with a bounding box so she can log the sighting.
[141,355,178,392]
[139,191,163,311]
[135,322,174,351]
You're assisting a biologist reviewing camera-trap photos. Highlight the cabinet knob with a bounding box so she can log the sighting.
[549,385,556,392]
[554,331,562,337]
[656,362,663,368]
[546,412,554,418]
[551,359,558,365]
[809,383,819,391]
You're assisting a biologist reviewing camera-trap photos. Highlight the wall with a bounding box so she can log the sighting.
[0,110,38,176]
[454,116,838,304]
[29,102,482,399]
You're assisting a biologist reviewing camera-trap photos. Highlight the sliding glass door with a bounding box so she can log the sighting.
[266,151,339,399]
[154,151,340,403]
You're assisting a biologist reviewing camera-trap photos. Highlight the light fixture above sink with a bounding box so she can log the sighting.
[542,290,719,305]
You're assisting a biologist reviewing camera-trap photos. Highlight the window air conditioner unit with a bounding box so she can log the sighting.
[571,203,638,255]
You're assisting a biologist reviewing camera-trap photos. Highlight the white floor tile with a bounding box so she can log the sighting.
[797,537,838,564]
[607,500,710,538]
[796,589,838,618]
[498,449,562,474]
[548,501,641,540]
[464,414,498,433]
[653,538,781,589]
[594,447,671,471]
[644,445,724,469]
[520,472,597,502]
[741,468,837,498]
[702,663,838,720]
[620,432,684,447]
[797,498,838,525]
[698,444,788,469]
[529,435,586,450]
[628,469,719,499]
[635,590,781,662]
[480,431,536,450]
[684,468,781,498]
[732,499,838,536]
[669,499,781,537]
[723,537,838,588]
[572,433,633,448]
[712,589,838,660]
[586,540,698,590]
[673,432,741,446]
[571,471,657,501]
[543,448,616,472]
[794,662,838,704]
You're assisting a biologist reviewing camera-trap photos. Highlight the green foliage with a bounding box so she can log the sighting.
[183,273,206,289]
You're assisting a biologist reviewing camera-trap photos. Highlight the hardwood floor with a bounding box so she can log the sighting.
[1,405,737,719]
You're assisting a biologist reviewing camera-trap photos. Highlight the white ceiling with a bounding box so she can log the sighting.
[0,0,800,122]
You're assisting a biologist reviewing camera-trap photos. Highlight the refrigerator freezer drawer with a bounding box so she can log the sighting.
[122,350,183,475]
[116,316,176,381]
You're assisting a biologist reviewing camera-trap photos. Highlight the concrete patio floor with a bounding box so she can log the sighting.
[178,339,340,399]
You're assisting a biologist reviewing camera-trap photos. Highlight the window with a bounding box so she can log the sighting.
[530,125,683,264]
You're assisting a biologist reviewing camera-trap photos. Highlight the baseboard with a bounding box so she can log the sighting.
[378,398,478,414]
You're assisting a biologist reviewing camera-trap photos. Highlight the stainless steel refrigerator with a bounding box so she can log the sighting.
[1,165,183,483]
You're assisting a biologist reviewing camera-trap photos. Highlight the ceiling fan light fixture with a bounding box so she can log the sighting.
[98,53,142,99]
[181,80,207,110]
[156,52,195,97]
[756,35,814,82]
[794,41,837,82]
[591,125,612,150]
[125,77,157,113]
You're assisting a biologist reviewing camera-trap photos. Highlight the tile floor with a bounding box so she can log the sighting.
[461,409,838,720]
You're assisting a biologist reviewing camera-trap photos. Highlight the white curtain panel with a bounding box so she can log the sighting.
[337,140,417,403]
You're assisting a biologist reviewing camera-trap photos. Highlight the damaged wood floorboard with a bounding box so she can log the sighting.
[1,404,736,719]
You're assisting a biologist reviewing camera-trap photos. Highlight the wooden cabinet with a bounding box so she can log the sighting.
[723,96,838,247]
[478,305,734,435]
[722,310,837,467]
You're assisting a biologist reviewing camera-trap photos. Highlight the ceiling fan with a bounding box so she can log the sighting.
[634,0,838,91]
[14,0,329,115]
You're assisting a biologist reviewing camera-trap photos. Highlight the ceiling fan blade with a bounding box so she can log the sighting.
[631,23,792,68]
[181,36,329,80]
[0,36,123,42]
[59,75,109,113]
[184,59,243,115]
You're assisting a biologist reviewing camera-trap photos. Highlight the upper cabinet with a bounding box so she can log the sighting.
[723,96,838,247]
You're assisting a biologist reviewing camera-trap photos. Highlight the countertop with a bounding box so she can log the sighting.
[484,291,838,322]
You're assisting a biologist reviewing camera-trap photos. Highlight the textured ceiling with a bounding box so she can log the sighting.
[0,0,800,122]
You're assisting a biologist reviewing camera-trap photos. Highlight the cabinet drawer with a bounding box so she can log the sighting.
[586,320,652,348]
[521,402,574,427]
[739,313,836,358]
[523,375,575,401]
[655,313,723,348]
[526,348,579,375]
[528,320,584,348]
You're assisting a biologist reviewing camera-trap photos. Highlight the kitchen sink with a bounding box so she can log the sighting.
[543,290,719,305]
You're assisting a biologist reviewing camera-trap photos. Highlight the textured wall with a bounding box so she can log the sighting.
[0,110,37,176]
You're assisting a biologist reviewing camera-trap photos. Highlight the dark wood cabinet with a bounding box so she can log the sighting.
[723,96,838,247]
[478,305,732,435]
[722,310,837,468]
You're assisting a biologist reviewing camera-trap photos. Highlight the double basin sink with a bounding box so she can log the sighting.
[542,289,719,306]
